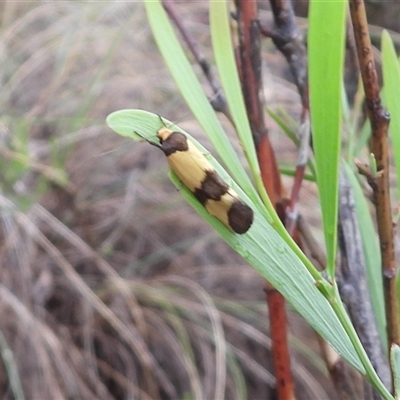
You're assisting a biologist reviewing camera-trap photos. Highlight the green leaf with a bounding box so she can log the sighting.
[143,0,260,207]
[391,344,400,399]
[354,118,372,157]
[107,109,364,373]
[209,1,259,186]
[267,108,317,180]
[381,30,400,198]
[308,0,346,278]
[208,0,288,240]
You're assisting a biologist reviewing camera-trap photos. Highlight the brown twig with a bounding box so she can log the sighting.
[234,0,267,143]
[345,13,361,104]
[235,1,284,205]
[264,284,295,400]
[349,0,400,353]
[260,0,308,110]
[234,2,295,400]
[259,0,310,239]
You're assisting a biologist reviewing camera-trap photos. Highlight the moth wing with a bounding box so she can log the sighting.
[206,190,253,234]
[166,141,214,192]
[205,191,236,227]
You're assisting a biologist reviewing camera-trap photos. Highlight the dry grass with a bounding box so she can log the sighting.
[0,2,333,399]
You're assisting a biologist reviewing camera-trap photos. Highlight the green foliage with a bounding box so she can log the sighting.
[209,1,260,182]
[0,329,25,400]
[267,108,317,180]
[308,0,347,278]
[144,0,257,205]
[107,109,364,373]
[106,2,400,399]
[391,344,400,399]
[0,119,30,185]
[0,118,70,210]
[381,30,400,199]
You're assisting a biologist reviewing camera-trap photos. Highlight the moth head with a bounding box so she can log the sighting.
[156,128,189,154]
[157,127,173,143]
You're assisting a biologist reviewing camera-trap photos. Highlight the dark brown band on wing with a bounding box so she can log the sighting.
[194,170,230,204]
[159,132,189,156]
[227,201,254,234]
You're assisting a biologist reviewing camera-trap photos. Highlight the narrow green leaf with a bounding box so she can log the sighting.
[279,167,315,182]
[391,344,400,399]
[0,330,25,400]
[209,0,295,243]
[107,109,365,373]
[267,108,317,180]
[354,118,372,157]
[209,1,259,184]
[347,78,366,159]
[143,0,259,207]
[267,109,298,144]
[381,30,400,198]
[308,0,346,278]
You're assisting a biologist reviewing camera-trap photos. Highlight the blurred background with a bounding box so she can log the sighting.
[0,1,399,399]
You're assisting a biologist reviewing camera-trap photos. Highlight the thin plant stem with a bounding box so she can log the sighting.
[234,1,295,398]
[349,0,400,353]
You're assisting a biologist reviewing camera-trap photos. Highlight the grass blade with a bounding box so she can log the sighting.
[144,0,259,206]
[381,30,400,198]
[209,1,259,183]
[107,109,365,373]
[308,0,346,277]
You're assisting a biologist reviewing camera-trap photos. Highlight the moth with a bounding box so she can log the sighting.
[140,122,254,234]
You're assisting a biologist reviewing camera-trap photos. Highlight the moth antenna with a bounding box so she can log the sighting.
[134,130,162,149]
[157,114,168,128]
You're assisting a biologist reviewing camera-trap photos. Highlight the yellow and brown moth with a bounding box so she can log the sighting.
[141,123,254,234]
